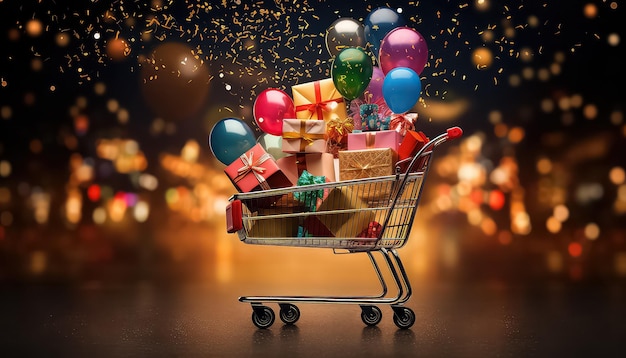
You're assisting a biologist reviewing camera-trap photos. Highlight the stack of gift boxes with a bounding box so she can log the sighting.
[224,77,430,239]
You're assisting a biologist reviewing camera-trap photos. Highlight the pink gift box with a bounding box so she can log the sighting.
[224,143,292,193]
[276,152,336,185]
[347,130,402,153]
[282,119,327,153]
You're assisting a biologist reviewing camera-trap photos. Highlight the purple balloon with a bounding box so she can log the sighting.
[379,27,428,75]
[362,66,384,102]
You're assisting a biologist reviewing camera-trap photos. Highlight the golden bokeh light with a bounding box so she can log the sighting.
[106,38,131,61]
[609,167,625,185]
[583,3,598,18]
[26,19,43,37]
[471,47,493,69]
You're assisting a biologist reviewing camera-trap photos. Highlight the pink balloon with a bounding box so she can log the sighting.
[253,88,295,136]
[362,66,384,102]
[379,27,428,75]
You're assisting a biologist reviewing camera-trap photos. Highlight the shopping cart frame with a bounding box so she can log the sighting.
[226,127,463,329]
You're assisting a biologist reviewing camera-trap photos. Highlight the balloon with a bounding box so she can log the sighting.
[379,27,429,75]
[331,47,373,101]
[257,133,288,160]
[362,66,384,102]
[382,67,422,114]
[253,88,295,136]
[209,118,257,165]
[325,17,366,57]
[364,7,407,63]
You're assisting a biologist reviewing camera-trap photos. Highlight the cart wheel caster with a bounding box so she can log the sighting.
[392,306,415,329]
[251,305,275,329]
[279,303,300,325]
[360,305,383,326]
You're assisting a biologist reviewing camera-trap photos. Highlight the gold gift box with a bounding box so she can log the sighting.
[292,78,348,121]
[247,194,303,238]
[338,148,396,181]
[316,186,375,238]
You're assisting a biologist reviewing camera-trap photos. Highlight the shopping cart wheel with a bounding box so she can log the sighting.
[251,305,275,329]
[278,303,300,325]
[360,305,383,326]
[392,306,416,329]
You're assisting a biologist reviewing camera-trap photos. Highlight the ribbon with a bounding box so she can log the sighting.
[365,132,376,148]
[357,221,382,238]
[283,120,326,152]
[294,170,326,212]
[295,81,344,120]
[326,116,354,141]
[233,150,271,190]
[389,113,418,136]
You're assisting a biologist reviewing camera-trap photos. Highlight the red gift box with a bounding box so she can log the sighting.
[224,143,292,193]
[397,130,429,172]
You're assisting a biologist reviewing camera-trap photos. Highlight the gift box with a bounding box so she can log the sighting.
[299,216,334,237]
[282,119,327,153]
[388,113,417,136]
[292,78,348,121]
[276,152,336,185]
[357,221,382,238]
[360,103,391,131]
[338,148,396,181]
[248,208,301,238]
[347,130,402,153]
[316,186,375,238]
[397,130,429,173]
[294,170,327,212]
[247,192,305,237]
[224,143,292,193]
[349,97,392,131]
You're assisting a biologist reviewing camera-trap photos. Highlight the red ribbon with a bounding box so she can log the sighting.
[389,113,418,136]
[295,81,344,120]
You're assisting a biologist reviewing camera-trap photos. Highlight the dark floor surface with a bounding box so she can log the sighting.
[1,275,625,358]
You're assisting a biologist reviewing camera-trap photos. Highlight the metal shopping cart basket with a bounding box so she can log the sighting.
[225,127,463,329]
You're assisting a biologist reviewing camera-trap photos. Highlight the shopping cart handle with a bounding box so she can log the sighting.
[446,126,463,140]
[226,200,243,233]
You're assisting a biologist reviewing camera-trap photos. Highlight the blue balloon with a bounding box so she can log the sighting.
[209,117,257,165]
[364,7,407,63]
[382,67,422,114]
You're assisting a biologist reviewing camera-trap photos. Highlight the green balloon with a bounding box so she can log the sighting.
[331,47,374,100]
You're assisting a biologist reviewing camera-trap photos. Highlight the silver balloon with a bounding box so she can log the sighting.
[325,18,366,57]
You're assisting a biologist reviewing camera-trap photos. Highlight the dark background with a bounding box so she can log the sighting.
[1,1,625,356]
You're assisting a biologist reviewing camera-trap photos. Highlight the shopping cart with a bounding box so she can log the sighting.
[225,127,463,329]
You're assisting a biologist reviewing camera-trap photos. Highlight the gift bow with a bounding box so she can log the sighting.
[326,116,354,139]
[234,151,271,190]
[283,121,326,152]
[389,112,418,136]
[295,81,344,120]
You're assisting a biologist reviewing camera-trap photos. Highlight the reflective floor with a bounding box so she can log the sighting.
[2,254,626,357]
